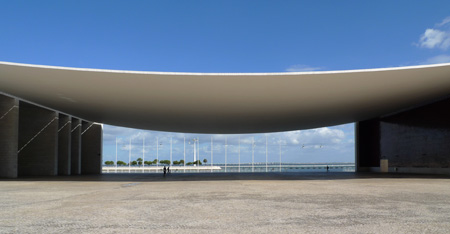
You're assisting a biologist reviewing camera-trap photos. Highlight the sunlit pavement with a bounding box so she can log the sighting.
[1,172,450,233]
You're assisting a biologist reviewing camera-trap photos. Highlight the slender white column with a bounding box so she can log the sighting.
[170,137,172,166]
[197,138,200,173]
[225,136,227,173]
[238,136,240,173]
[193,138,196,162]
[156,137,159,169]
[184,136,186,173]
[211,136,213,173]
[129,138,131,173]
[252,137,254,173]
[115,137,118,173]
[266,135,268,173]
[143,136,145,171]
[279,140,282,172]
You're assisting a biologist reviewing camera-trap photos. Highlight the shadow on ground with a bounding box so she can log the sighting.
[2,172,449,182]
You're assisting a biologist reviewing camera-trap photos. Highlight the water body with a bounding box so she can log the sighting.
[103,163,355,173]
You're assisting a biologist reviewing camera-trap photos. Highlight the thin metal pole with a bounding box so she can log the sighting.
[197,138,200,173]
[143,136,145,171]
[184,136,186,173]
[115,137,118,173]
[225,136,227,173]
[129,138,131,173]
[238,136,240,173]
[279,141,282,172]
[266,135,268,173]
[170,137,172,166]
[211,136,213,173]
[193,138,196,163]
[156,137,159,170]
[252,137,254,173]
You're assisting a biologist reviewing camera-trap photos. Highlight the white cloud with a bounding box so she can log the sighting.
[419,29,450,49]
[418,17,450,50]
[285,64,323,72]
[436,16,450,27]
[422,54,450,64]
[280,127,346,147]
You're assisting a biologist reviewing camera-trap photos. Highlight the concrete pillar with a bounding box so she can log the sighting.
[18,102,58,176]
[81,121,103,174]
[0,94,19,178]
[355,119,381,172]
[57,114,71,175]
[71,118,81,175]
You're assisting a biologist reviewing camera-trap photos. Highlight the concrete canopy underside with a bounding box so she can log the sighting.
[1,62,450,133]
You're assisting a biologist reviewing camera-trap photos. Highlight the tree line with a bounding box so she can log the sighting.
[104,158,208,166]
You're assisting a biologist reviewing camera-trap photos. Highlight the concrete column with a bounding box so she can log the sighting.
[57,114,71,175]
[81,121,103,174]
[18,102,58,176]
[71,118,81,175]
[355,119,381,172]
[0,94,19,178]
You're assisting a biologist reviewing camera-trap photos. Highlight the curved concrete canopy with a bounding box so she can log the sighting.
[1,61,450,133]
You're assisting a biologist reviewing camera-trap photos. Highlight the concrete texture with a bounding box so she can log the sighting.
[357,97,450,175]
[18,102,58,176]
[57,114,71,175]
[0,94,19,178]
[71,118,81,175]
[1,172,450,233]
[81,122,102,175]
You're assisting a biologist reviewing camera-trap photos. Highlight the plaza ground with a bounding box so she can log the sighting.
[1,172,450,233]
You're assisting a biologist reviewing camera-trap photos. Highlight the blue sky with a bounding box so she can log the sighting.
[1,1,450,164]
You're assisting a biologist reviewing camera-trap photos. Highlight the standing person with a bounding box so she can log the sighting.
[168,166,170,174]
[326,165,329,172]
[163,166,166,176]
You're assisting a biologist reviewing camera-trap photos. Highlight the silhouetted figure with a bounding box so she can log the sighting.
[168,166,170,174]
[326,165,329,172]
[163,166,166,176]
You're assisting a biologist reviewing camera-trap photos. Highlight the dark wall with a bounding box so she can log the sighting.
[380,98,450,168]
[81,122,102,174]
[357,97,450,171]
[0,95,19,178]
[71,118,81,175]
[18,102,58,176]
[356,119,380,168]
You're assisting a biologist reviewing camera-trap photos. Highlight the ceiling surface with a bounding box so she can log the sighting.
[1,61,450,133]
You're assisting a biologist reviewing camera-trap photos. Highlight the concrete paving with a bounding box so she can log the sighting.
[1,172,450,233]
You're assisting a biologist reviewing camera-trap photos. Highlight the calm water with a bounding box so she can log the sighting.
[103,163,355,173]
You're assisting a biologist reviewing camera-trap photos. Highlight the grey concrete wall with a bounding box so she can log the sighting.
[355,119,380,172]
[71,118,81,175]
[357,97,450,175]
[18,102,58,176]
[57,114,71,175]
[0,94,19,178]
[81,121,102,174]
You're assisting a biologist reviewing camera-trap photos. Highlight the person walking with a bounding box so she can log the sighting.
[163,166,167,176]
[167,166,170,174]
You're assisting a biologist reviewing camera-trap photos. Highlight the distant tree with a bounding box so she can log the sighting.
[131,161,138,166]
[152,159,158,164]
[188,160,202,165]
[203,158,208,164]
[137,158,143,166]
[144,161,152,165]
[159,160,171,165]
[173,160,180,165]
[104,161,114,165]
[180,159,185,165]
[117,161,127,166]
